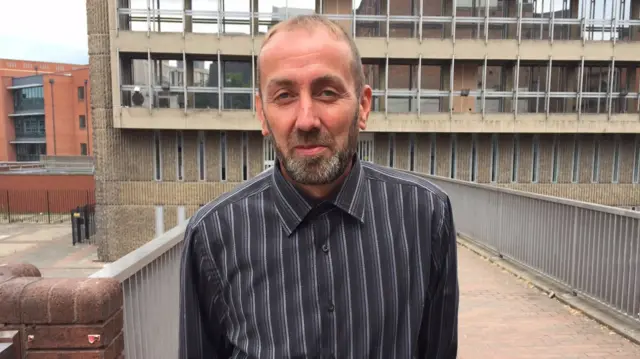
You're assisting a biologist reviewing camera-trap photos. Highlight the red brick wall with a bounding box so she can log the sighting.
[0,174,95,214]
[0,264,124,359]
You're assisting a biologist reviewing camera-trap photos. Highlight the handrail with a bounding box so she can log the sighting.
[409,171,640,219]
[90,220,188,282]
[0,331,19,359]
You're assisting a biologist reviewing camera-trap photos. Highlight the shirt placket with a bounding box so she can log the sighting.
[311,208,336,359]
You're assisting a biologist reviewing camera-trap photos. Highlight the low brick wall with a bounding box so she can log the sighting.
[0,263,123,358]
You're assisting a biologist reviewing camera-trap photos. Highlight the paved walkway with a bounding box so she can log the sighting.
[0,223,105,277]
[458,244,640,358]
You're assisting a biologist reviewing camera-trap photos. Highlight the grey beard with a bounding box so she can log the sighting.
[265,109,359,185]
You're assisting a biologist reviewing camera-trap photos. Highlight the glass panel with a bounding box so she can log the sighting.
[13,86,44,113]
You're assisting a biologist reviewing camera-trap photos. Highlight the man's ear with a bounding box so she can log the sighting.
[256,93,269,136]
[358,85,373,131]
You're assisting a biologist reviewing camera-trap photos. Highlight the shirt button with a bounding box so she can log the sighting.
[321,243,329,253]
[328,300,335,313]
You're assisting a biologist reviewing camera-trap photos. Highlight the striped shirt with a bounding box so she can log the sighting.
[179,155,459,359]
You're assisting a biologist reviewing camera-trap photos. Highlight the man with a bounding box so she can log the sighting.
[179,14,459,359]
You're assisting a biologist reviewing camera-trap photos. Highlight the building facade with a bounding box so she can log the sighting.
[89,0,640,261]
[0,59,92,162]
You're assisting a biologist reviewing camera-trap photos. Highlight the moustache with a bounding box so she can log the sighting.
[288,130,333,148]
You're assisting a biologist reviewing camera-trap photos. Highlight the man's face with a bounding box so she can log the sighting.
[256,27,372,185]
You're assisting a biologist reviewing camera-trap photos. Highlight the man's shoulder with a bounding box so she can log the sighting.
[360,161,449,203]
[189,168,273,228]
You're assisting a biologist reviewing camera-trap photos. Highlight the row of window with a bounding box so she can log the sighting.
[152,132,640,184]
[118,1,640,43]
[395,134,639,184]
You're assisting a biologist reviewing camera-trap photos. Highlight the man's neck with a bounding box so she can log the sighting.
[279,160,353,201]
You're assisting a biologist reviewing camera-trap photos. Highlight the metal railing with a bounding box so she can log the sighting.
[90,172,640,357]
[0,331,19,359]
[0,156,95,174]
[90,222,187,359]
[0,189,95,224]
[420,174,640,323]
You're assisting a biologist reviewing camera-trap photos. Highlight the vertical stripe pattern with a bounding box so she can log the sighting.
[179,156,459,358]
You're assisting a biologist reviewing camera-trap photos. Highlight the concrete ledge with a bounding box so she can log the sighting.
[0,263,42,282]
[0,277,122,325]
[457,234,640,346]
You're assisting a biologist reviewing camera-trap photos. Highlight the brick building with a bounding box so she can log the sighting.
[0,59,92,162]
[88,0,640,261]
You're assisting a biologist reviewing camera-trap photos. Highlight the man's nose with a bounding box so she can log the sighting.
[293,92,320,132]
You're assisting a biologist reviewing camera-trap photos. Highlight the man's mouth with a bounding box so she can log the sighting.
[294,145,327,156]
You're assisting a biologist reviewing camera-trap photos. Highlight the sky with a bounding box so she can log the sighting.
[0,0,89,64]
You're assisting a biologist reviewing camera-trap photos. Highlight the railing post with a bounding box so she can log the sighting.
[84,205,90,240]
[496,191,503,257]
[570,205,579,296]
[5,190,10,224]
[46,190,51,224]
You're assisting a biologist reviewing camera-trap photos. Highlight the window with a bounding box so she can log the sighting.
[532,135,539,183]
[242,132,248,181]
[490,134,498,182]
[177,131,184,181]
[409,134,416,171]
[80,143,88,156]
[429,134,436,175]
[13,86,44,112]
[551,135,559,183]
[79,115,86,129]
[357,133,374,162]
[197,131,206,181]
[511,135,519,183]
[77,86,85,101]
[263,137,276,170]
[572,135,580,183]
[592,136,600,183]
[153,131,162,181]
[388,134,395,167]
[450,135,457,179]
[220,131,227,181]
[612,135,620,183]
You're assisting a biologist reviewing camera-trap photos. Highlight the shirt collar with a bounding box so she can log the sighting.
[271,154,368,236]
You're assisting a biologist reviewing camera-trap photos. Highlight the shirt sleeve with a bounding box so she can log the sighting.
[179,218,232,359]
[416,195,460,359]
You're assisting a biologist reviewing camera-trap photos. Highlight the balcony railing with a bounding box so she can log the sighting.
[90,172,640,357]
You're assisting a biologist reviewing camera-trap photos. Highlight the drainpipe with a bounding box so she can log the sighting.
[49,78,57,156]
[84,79,90,155]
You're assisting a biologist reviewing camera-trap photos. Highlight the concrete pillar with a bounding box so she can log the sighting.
[184,0,192,33]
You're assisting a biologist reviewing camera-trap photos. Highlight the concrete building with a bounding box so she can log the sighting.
[88,0,640,261]
[0,59,92,162]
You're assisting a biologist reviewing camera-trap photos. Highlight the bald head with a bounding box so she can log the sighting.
[256,15,365,98]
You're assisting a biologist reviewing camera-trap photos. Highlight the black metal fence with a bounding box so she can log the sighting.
[0,189,95,224]
[71,204,97,245]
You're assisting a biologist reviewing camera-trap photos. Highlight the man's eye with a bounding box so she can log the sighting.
[275,92,290,100]
[319,90,337,97]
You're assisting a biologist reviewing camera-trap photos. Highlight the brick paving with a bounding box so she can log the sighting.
[458,244,640,358]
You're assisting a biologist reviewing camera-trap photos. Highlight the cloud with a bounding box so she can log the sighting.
[0,36,88,65]
[0,0,88,64]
